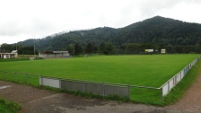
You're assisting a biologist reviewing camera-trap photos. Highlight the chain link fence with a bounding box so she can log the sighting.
[0,71,39,86]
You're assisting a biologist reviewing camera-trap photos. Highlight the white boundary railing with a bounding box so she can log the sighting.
[160,56,201,96]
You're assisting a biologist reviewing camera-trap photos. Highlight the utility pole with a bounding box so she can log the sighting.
[34,45,35,56]
[16,43,17,50]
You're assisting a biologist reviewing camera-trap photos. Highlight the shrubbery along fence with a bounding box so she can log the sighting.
[0,56,200,99]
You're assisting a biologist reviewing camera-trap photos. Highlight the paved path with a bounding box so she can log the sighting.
[0,80,199,113]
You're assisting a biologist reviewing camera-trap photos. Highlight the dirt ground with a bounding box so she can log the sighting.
[0,74,201,113]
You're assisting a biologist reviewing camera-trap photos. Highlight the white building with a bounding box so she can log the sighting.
[0,50,18,59]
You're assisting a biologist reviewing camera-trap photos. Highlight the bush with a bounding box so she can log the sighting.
[0,98,21,113]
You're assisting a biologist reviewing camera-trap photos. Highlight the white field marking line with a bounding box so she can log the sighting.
[0,85,11,90]
[28,94,60,104]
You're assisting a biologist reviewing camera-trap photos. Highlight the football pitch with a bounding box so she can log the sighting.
[0,54,199,88]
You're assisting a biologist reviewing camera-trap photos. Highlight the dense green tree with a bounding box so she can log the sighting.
[126,43,140,54]
[165,44,175,53]
[18,46,36,55]
[0,43,15,52]
[74,43,83,55]
[194,43,201,53]
[86,42,97,54]
[99,42,106,54]
[67,44,75,55]
[105,43,115,54]
[86,42,93,54]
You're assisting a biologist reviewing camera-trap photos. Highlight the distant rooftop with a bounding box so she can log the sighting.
[11,50,18,53]
[40,51,69,54]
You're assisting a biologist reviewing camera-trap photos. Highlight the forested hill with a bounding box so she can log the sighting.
[12,16,201,54]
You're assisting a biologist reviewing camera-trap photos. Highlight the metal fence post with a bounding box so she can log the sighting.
[4,72,7,80]
[14,73,16,82]
[40,76,42,85]
[82,82,85,93]
[59,78,61,88]
[102,83,105,97]
[168,81,170,93]
[161,88,164,101]
[26,74,28,84]
[128,85,130,99]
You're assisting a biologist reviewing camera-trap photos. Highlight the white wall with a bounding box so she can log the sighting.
[40,77,60,88]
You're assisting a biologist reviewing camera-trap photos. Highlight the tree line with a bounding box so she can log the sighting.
[1,41,201,56]
[67,41,201,55]
[67,42,115,55]
[0,43,37,55]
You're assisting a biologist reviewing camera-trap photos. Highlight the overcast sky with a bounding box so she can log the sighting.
[0,0,201,45]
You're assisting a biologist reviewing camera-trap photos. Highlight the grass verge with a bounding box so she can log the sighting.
[0,58,29,62]
[0,98,21,113]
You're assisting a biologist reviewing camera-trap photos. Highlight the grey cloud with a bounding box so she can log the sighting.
[0,18,57,38]
[136,0,187,18]
[1,0,201,44]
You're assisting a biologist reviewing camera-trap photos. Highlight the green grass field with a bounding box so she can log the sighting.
[0,54,200,105]
[0,54,199,87]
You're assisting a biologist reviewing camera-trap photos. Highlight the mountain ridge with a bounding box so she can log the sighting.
[15,16,201,54]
